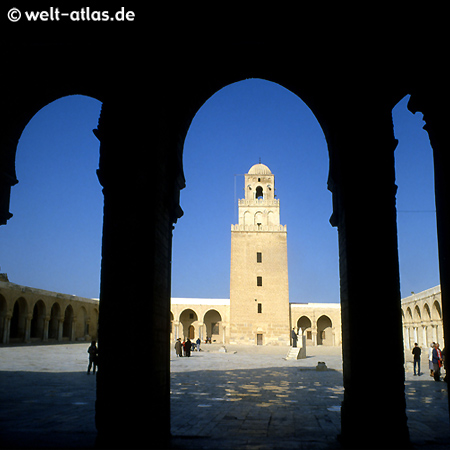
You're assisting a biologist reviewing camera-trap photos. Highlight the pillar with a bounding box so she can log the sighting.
[24,313,32,343]
[328,107,410,448]
[404,327,410,349]
[57,318,63,341]
[72,317,77,341]
[2,314,11,344]
[94,99,183,449]
[422,326,427,347]
[43,315,49,341]
[311,327,317,346]
[198,322,205,341]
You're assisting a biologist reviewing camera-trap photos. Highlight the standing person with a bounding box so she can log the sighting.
[185,338,192,357]
[412,343,421,376]
[87,340,98,375]
[429,342,435,377]
[175,338,183,357]
[291,328,298,348]
[432,342,443,381]
[196,337,201,352]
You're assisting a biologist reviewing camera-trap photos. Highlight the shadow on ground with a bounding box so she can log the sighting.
[171,365,344,449]
[0,371,96,449]
[1,367,450,449]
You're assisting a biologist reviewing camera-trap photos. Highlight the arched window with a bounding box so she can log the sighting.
[255,186,263,199]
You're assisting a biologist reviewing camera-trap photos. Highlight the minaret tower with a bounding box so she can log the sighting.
[230,163,290,345]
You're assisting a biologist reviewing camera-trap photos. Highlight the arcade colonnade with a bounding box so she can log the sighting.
[402,285,444,349]
[171,299,341,347]
[291,303,341,347]
[171,298,230,344]
[2,32,449,449]
[0,276,98,344]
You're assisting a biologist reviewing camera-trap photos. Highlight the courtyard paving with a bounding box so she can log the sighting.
[0,343,449,449]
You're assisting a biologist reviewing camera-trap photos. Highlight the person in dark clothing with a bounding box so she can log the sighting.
[291,328,298,348]
[185,338,192,357]
[412,343,421,376]
[87,340,98,375]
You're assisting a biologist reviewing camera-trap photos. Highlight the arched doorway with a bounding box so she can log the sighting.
[179,309,198,340]
[63,305,74,340]
[48,302,61,340]
[203,309,222,343]
[30,300,46,340]
[2,95,103,302]
[317,315,332,346]
[76,306,87,340]
[297,315,312,345]
[10,297,28,341]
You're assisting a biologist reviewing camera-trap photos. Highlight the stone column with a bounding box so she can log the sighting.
[71,317,77,341]
[57,318,63,341]
[94,99,184,449]
[2,314,11,344]
[311,327,317,346]
[198,322,205,341]
[328,107,410,448]
[174,321,180,340]
[422,326,427,347]
[24,313,32,342]
[43,315,50,342]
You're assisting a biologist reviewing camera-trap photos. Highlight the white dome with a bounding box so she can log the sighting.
[248,163,272,175]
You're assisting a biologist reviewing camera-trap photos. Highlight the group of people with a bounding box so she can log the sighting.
[174,337,201,357]
[412,342,445,381]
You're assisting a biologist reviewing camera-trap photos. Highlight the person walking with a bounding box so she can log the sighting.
[432,342,443,381]
[185,338,192,357]
[87,340,98,375]
[412,343,421,376]
[196,337,201,352]
[175,338,183,357]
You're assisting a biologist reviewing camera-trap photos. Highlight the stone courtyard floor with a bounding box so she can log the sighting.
[0,343,449,449]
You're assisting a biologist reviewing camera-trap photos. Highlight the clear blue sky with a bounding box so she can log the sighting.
[1,80,439,302]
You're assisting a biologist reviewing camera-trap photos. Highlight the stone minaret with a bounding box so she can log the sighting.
[230,163,289,345]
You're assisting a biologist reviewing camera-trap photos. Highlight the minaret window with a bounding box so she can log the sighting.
[257,276,262,286]
[257,252,262,263]
[256,186,263,199]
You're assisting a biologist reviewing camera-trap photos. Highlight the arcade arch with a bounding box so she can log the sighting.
[49,302,61,340]
[179,308,199,340]
[203,309,222,343]
[63,305,74,340]
[0,282,99,343]
[317,315,333,346]
[297,315,312,334]
[30,300,46,340]
[2,38,448,450]
[10,297,28,341]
